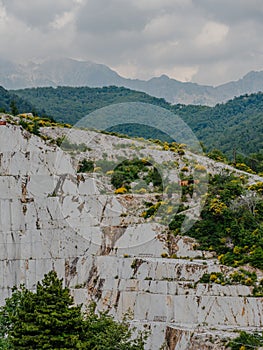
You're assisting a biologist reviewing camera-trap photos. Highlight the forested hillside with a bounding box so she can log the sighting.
[13,86,263,158]
[179,92,263,157]
[13,86,170,125]
[0,86,44,115]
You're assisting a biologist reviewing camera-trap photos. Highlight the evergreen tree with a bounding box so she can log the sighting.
[0,271,147,350]
[8,271,84,349]
[32,120,40,136]
[81,303,147,350]
[10,100,19,116]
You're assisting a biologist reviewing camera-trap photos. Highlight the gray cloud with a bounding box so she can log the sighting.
[192,0,263,24]
[76,0,148,33]
[2,0,75,28]
[0,0,262,85]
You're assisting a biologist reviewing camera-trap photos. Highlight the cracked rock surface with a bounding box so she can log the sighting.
[0,123,262,349]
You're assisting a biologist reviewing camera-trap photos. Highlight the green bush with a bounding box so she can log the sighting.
[169,214,186,232]
[111,158,162,192]
[179,173,263,269]
[78,159,94,173]
[228,331,263,350]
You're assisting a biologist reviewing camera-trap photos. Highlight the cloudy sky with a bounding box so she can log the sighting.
[0,0,262,85]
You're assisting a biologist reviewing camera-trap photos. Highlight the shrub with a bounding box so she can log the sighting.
[111,158,162,192]
[194,164,207,172]
[141,202,162,219]
[228,331,263,350]
[168,214,186,233]
[115,187,128,194]
[77,159,94,173]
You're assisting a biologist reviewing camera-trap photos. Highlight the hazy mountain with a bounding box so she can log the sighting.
[0,57,262,105]
[0,58,124,89]
[215,71,263,101]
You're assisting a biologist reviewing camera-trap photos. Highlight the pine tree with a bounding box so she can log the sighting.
[10,100,18,116]
[0,271,147,350]
[8,271,84,349]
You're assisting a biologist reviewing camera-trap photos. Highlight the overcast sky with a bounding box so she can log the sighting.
[0,0,262,85]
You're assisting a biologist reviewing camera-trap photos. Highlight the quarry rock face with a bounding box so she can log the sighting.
[0,123,262,349]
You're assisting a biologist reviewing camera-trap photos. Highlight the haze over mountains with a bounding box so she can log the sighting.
[1,57,262,106]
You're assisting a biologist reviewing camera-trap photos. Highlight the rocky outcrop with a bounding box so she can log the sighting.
[0,122,262,349]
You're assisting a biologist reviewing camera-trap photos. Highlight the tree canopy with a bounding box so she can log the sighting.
[0,271,146,350]
[12,86,263,156]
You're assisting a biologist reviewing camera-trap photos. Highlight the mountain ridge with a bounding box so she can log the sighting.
[0,57,262,106]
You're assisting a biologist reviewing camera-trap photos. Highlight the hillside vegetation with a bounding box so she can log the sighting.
[180,92,263,157]
[12,86,169,125]
[0,86,44,115]
[13,86,263,157]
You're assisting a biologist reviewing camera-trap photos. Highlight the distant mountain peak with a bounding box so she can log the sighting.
[242,70,263,81]
[159,74,170,80]
[0,57,262,106]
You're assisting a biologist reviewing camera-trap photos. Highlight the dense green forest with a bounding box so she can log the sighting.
[0,86,45,116]
[2,85,262,158]
[12,86,170,124]
[180,92,263,157]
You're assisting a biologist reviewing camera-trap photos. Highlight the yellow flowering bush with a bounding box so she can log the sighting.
[209,198,227,216]
[114,187,127,194]
[194,164,207,172]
